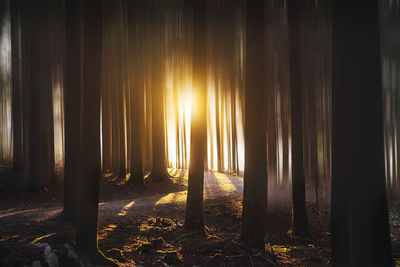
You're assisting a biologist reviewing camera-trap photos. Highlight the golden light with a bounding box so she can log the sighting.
[165,78,193,169]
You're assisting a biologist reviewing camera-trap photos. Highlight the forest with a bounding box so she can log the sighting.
[0,0,399,266]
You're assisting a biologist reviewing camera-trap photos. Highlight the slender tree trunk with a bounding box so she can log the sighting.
[20,0,31,170]
[184,0,206,231]
[128,0,145,188]
[62,0,82,225]
[240,0,267,250]
[76,1,115,265]
[29,0,55,190]
[11,0,24,173]
[150,0,168,182]
[331,0,392,266]
[287,0,309,237]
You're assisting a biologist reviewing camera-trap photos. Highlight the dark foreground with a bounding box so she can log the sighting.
[0,167,362,266]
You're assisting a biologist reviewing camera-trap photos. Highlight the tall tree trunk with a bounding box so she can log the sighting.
[128,0,145,188]
[20,0,31,171]
[287,0,309,237]
[331,0,392,266]
[240,0,267,250]
[150,0,168,182]
[184,0,206,231]
[11,0,24,173]
[76,1,115,265]
[29,0,55,190]
[62,0,82,225]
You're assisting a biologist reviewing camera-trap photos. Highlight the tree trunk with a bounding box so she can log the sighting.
[128,0,145,188]
[29,0,55,190]
[62,0,82,225]
[240,0,267,250]
[331,0,392,266]
[287,0,309,237]
[184,0,206,231]
[20,0,31,171]
[150,0,168,182]
[76,1,115,265]
[11,0,24,173]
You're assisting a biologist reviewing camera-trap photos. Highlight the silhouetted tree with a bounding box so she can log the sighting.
[149,0,169,182]
[240,0,268,249]
[76,1,115,265]
[331,0,392,266]
[11,0,24,173]
[184,0,206,231]
[287,0,309,237]
[62,0,82,225]
[28,0,55,190]
[128,0,145,188]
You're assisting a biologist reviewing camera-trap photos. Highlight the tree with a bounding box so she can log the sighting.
[331,0,392,266]
[76,1,115,265]
[128,0,145,188]
[184,0,207,231]
[240,0,268,249]
[28,0,55,190]
[149,0,169,182]
[11,0,24,173]
[287,0,309,237]
[61,0,82,225]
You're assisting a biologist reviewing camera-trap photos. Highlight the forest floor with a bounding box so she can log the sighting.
[0,167,333,266]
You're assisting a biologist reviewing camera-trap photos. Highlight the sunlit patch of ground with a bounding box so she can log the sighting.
[0,168,333,266]
[0,208,39,219]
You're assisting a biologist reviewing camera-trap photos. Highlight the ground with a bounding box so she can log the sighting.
[0,167,332,266]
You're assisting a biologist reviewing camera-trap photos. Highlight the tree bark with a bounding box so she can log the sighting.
[184,0,206,231]
[28,0,55,190]
[150,0,168,182]
[331,0,392,266]
[63,0,83,225]
[11,0,24,173]
[240,0,268,250]
[287,0,309,237]
[76,1,115,265]
[128,0,145,188]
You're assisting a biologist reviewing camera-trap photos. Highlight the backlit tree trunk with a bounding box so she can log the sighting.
[62,0,82,225]
[11,0,24,173]
[29,0,55,190]
[184,0,206,231]
[240,0,268,250]
[128,0,145,188]
[287,0,309,237]
[331,0,392,266]
[150,0,169,182]
[76,1,114,265]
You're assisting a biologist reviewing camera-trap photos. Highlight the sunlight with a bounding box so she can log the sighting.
[0,208,39,219]
[165,74,192,169]
[117,200,135,216]
[29,233,56,245]
[154,191,187,206]
[212,172,238,193]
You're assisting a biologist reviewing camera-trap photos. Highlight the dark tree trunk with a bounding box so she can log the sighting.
[20,0,32,170]
[184,0,206,231]
[149,0,168,182]
[287,0,309,237]
[128,0,145,188]
[29,0,55,190]
[240,0,267,250]
[11,0,24,173]
[331,0,392,266]
[62,0,83,225]
[76,1,114,265]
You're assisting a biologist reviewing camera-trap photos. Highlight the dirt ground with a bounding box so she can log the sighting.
[0,167,334,266]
